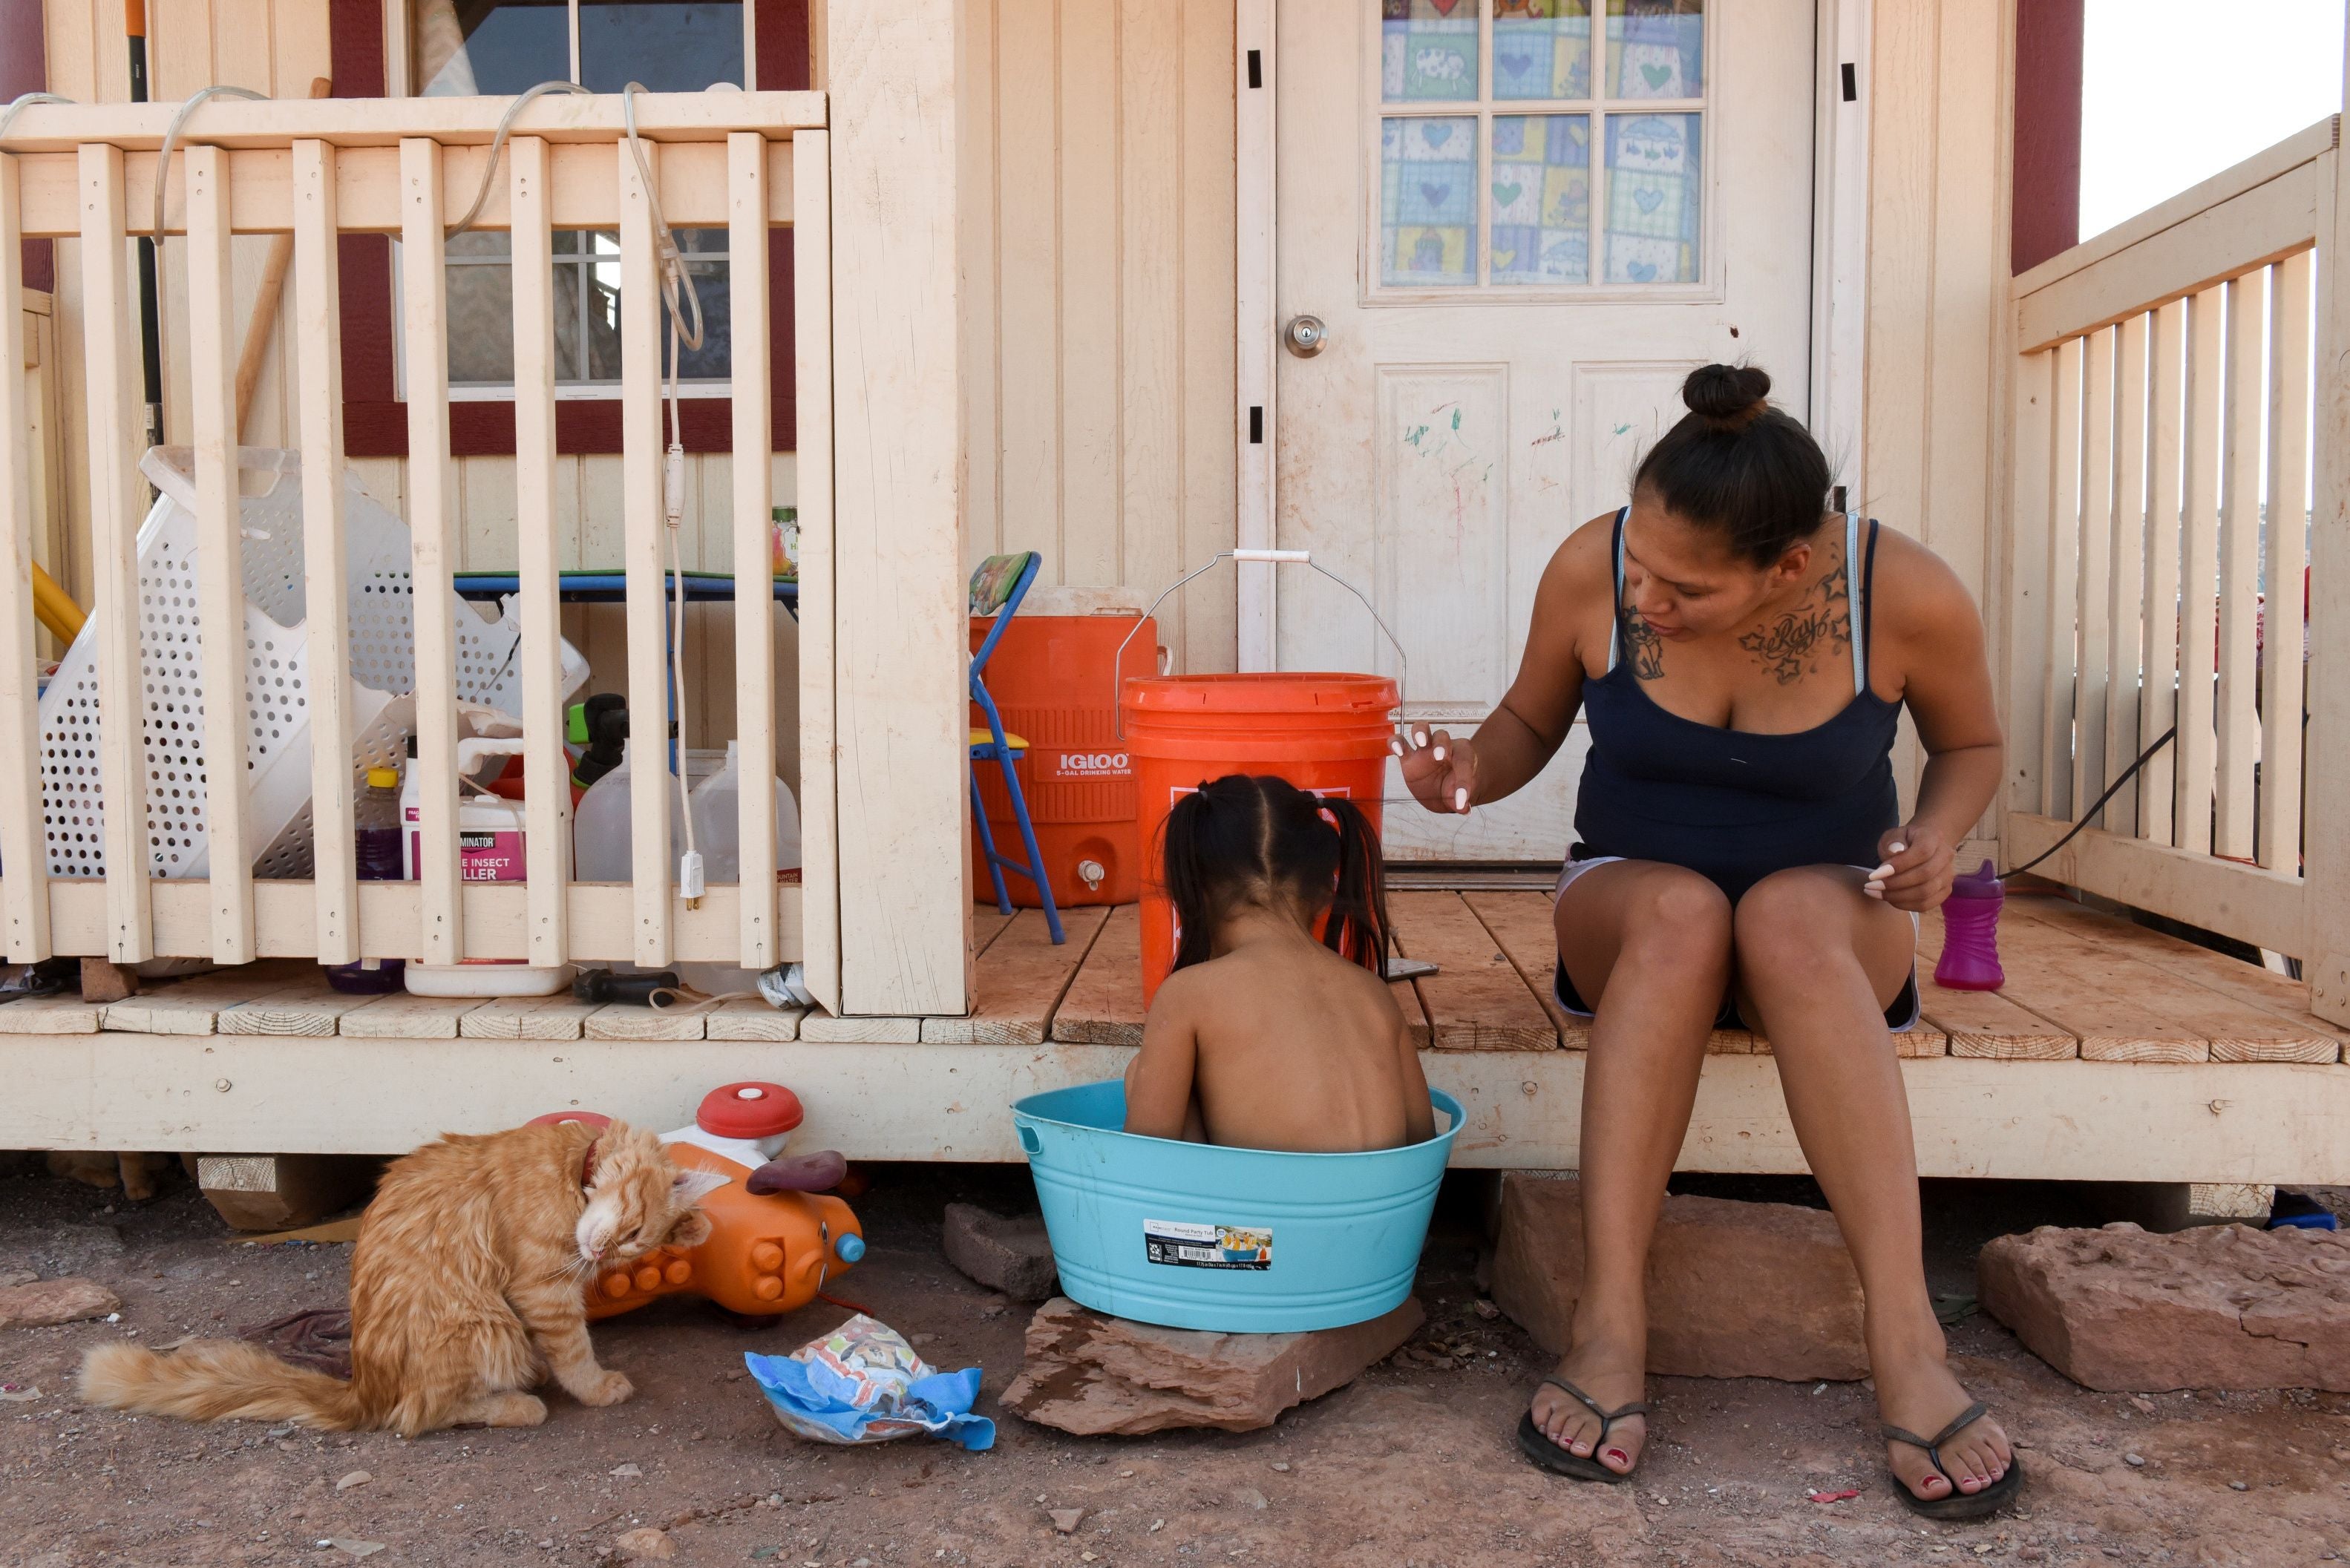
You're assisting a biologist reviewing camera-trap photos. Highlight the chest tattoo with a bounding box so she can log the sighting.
[1620,603,1666,680]
[1738,557,1851,686]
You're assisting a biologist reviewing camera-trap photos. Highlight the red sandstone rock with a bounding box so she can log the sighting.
[1978,1221,2350,1392]
[0,1276,120,1329]
[1488,1172,1868,1381]
[1000,1296,1423,1435]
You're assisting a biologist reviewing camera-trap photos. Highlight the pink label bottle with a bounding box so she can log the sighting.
[1934,860,2005,991]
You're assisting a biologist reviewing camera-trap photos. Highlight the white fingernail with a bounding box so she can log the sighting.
[1870,862,1895,879]
[1390,738,1404,756]
[1864,886,1882,899]
[1433,747,1447,761]
[1415,730,1427,747]
[1888,842,1908,854]
[1454,787,1469,811]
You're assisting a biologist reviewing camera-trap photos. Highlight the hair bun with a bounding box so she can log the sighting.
[1682,363,1771,424]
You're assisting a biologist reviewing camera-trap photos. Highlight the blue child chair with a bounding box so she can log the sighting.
[969,552,1065,945]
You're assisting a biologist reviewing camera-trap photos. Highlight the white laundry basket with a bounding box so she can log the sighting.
[37,447,588,881]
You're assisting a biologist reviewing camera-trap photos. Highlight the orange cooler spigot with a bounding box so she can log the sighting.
[545,1083,864,1321]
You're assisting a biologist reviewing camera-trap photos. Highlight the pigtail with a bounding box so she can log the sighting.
[1162,784,1220,974]
[1318,796,1392,980]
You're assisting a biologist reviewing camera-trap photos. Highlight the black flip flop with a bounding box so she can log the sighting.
[1515,1374,1648,1483]
[1884,1400,2025,1520]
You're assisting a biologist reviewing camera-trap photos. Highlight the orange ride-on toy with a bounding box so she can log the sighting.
[531,1083,864,1320]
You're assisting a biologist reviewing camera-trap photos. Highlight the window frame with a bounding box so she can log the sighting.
[328,0,807,456]
[1365,0,1721,306]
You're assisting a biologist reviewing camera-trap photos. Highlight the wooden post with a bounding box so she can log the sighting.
[399,138,462,964]
[510,136,570,968]
[2259,250,2311,874]
[2305,125,2350,1021]
[2141,297,2187,845]
[792,128,838,1005]
[729,132,778,971]
[0,154,50,962]
[2175,285,2224,858]
[616,137,671,968]
[293,140,358,965]
[186,145,256,962]
[2213,268,2267,862]
[233,76,334,442]
[77,142,154,962]
[2104,309,2147,840]
[2042,335,2081,819]
[2075,326,2114,820]
[2003,345,2053,820]
[827,0,968,1017]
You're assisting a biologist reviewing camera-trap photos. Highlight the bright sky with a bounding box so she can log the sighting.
[2081,0,2345,240]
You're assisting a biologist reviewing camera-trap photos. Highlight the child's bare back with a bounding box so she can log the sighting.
[1121,775,1434,1154]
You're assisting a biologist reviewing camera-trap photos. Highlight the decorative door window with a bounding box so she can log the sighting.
[1378,0,1707,289]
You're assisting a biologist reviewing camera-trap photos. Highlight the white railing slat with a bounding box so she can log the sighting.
[2213,269,2268,861]
[399,137,463,962]
[2174,285,2225,857]
[2261,249,2313,872]
[186,145,256,962]
[618,138,672,966]
[76,142,154,962]
[510,135,570,967]
[793,128,839,1011]
[292,140,359,965]
[2141,297,2187,845]
[2104,310,2148,839]
[2075,326,2115,820]
[0,155,49,960]
[2004,345,2055,819]
[2042,336,2083,819]
[728,132,778,970]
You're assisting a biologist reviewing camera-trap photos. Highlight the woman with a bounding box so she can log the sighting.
[1398,364,2015,1518]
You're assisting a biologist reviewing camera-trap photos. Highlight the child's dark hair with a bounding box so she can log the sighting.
[1162,775,1390,979]
[1633,364,1833,565]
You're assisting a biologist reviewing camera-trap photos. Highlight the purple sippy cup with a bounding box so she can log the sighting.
[1933,859,2005,991]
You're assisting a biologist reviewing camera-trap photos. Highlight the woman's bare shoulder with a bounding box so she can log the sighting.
[1864,522,1981,637]
[1536,512,1622,606]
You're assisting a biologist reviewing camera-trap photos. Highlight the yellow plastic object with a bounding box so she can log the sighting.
[970,726,1029,751]
[30,562,84,645]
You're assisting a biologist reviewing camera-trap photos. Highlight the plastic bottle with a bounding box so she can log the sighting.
[402,736,574,997]
[676,743,805,994]
[324,766,407,994]
[572,738,690,883]
[1933,860,2006,991]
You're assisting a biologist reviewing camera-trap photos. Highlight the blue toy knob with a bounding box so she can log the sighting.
[834,1233,865,1264]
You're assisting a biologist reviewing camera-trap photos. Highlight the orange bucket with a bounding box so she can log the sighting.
[1122,672,1400,1004]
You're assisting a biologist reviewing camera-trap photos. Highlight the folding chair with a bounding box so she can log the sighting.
[969,552,1065,944]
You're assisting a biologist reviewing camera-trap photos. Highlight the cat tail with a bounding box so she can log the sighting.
[79,1339,366,1429]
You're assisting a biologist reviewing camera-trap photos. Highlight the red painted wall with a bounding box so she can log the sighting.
[0,0,55,290]
[2012,0,2084,274]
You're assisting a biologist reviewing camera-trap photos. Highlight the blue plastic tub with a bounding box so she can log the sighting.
[1011,1080,1464,1333]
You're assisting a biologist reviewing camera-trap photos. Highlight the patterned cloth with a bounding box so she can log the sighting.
[968,553,1037,617]
[745,1314,995,1450]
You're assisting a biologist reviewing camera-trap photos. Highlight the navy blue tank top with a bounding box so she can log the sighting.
[1572,509,1902,901]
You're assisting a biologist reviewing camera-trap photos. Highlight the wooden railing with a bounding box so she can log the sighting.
[2001,118,2335,961]
[0,92,833,974]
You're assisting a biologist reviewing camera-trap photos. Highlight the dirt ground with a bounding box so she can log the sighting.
[2,1160,2346,1568]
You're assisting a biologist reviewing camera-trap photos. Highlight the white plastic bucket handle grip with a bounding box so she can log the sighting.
[1112,551,1409,738]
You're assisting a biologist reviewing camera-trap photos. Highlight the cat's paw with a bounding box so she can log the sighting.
[576,1368,635,1407]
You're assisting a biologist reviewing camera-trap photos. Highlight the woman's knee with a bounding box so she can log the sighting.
[1733,868,1865,984]
[1616,868,1733,968]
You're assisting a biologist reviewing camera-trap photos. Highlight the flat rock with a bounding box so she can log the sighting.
[1978,1221,2350,1392]
[0,1276,121,1329]
[942,1203,1059,1301]
[1001,1295,1423,1435]
[1488,1172,1866,1381]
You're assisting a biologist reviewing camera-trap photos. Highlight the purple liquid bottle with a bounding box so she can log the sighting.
[325,767,408,994]
[1933,859,2004,991]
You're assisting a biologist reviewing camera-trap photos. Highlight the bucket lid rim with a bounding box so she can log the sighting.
[1012,1083,1464,1155]
[1119,672,1400,714]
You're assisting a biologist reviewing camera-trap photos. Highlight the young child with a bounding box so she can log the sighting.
[1122,775,1436,1153]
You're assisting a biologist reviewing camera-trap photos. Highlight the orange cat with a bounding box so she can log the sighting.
[79,1118,725,1436]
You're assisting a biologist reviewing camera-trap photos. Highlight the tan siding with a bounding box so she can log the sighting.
[1864,0,2009,836]
[963,0,1238,674]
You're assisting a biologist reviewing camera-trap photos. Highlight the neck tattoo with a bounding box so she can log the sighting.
[1737,554,1850,686]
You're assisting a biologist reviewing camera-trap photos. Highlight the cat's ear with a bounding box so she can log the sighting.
[670,1167,731,1206]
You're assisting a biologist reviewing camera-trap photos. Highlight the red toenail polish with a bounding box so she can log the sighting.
[1606,1449,1629,1464]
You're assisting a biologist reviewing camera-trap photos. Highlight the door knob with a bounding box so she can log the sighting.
[1283,315,1328,358]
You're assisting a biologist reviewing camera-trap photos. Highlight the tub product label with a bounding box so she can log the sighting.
[1143,1219,1272,1270]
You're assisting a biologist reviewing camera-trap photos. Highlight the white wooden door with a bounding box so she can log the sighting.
[1273,0,1818,860]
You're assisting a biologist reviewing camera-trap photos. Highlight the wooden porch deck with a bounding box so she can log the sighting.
[2,892,2345,1178]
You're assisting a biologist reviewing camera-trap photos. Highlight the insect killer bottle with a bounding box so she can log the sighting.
[402,736,574,997]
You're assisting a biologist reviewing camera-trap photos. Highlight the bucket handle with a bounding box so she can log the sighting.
[1113,550,1409,740]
